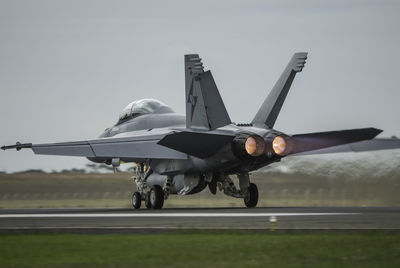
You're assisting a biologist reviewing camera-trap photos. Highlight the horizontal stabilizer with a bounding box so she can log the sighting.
[295,137,400,155]
[290,128,382,155]
[158,131,234,158]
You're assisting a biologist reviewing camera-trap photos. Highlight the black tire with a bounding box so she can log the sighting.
[244,183,258,208]
[145,192,152,209]
[149,185,164,209]
[132,192,141,209]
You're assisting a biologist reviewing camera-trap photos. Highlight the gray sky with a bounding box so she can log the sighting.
[1,0,400,172]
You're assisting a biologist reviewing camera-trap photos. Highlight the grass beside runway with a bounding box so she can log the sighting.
[0,231,399,268]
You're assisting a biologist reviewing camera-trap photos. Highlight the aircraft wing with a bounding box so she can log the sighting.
[1,131,188,162]
[294,138,400,156]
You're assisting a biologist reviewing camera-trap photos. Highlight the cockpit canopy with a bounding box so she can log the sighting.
[118,99,174,124]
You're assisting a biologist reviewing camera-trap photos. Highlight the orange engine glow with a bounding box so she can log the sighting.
[245,136,265,156]
[272,136,289,156]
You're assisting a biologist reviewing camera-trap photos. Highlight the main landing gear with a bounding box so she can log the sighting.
[215,173,259,208]
[131,163,167,209]
[132,192,141,209]
[244,183,258,208]
[131,162,259,209]
[149,185,164,209]
[132,185,164,209]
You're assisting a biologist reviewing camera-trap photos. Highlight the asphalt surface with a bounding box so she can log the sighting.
[0,207,399,231]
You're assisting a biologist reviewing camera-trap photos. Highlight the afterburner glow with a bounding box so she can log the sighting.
[272,136,287,156]
[245,136,265,156]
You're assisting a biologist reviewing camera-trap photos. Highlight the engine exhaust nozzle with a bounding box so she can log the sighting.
[271,135,292,156]
[245,135,265,157]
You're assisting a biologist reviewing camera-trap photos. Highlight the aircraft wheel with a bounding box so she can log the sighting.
[145,193,152,209]
[149,185,164,209]
[132,192,141,209]
[244,183,258,208]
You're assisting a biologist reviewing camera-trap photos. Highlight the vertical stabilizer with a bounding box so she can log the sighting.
[185,54,231,130]
[251,52,308,128]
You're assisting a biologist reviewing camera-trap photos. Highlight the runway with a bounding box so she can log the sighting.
[0,207,399,231]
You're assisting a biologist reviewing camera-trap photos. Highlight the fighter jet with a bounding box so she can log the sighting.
[2,53,400,209]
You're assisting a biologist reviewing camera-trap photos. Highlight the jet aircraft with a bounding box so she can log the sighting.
[2,53,400,209]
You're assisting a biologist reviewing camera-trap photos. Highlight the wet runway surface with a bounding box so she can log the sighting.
[0,207,399,231]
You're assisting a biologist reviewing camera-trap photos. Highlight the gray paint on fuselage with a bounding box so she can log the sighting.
[100,113,186,138]
[97,114,281,194]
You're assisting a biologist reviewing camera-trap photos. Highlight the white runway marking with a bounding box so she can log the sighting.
[0,212,358,218]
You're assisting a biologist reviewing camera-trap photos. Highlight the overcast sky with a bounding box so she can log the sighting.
[1,0,399,172]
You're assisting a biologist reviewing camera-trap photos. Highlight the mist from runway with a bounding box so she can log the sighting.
[262,150,400,180]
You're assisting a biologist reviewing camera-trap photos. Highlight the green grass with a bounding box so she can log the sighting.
[0,231,400,268]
